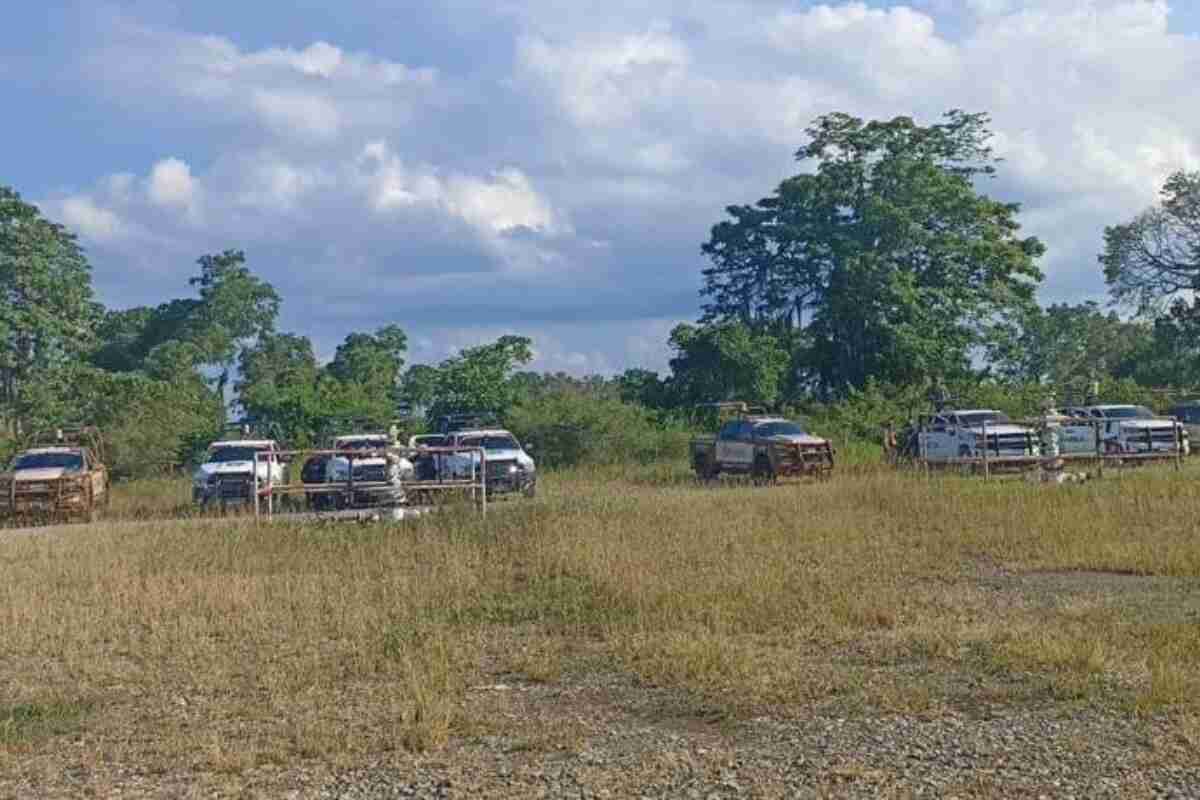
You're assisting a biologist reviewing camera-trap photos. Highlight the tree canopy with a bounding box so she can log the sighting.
[700,110,1044,394]
[0,186,100,428]
[1102,171,1200,311]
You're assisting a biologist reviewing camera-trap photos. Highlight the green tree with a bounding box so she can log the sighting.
[1102,171,1200,311]
[0,186,100,429]
[665,322,789,407]
[326,324,408,394]
[187,249,280,408]
[615,368,668,408]
[986,302,1154,386]
[398,364,439,416]
[700,110,1044,393]
[429,335,533,417]
[1101,170,1200,387]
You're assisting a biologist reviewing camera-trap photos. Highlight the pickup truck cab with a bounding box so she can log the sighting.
[193,439,285,506]
[1060,405,1185,456]
[917,409,1039,463]
[691,415,834,482]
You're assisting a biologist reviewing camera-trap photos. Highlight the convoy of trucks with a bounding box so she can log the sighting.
[2,391,1196,528]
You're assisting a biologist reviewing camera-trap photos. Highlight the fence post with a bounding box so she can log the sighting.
[253,451,260,525]
[982,420,990,480]
[480,447,488,518]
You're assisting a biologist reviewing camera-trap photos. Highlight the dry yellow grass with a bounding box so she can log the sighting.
[2,460,1200,785]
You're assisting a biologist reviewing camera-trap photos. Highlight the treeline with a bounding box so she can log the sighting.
[2,110,1198,475]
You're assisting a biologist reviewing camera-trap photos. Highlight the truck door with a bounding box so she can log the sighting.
[731,421,756,466]
[922,415,951,460]
[715,422,740,465]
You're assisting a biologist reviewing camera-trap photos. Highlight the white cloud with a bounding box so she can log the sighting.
[356,141,565,237]
[147,157,198,213]
[91,20,437,143]
[250,89,341,139]
[518,26,689,127]
[59,195,125,242]
[48,1,1200,374]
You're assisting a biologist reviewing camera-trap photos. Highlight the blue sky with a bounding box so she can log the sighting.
[4,1,1200,374]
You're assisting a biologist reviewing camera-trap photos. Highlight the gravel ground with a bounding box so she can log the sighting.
[7,669,1197,798]
[311,685,1200,799]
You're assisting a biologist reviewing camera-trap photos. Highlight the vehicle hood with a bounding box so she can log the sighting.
[12,467,70,481]
[766,434,828,447]
[1116,419,1174,430]
[329,455,414,473]
[196,461,274,479]
[447,449,535,469]
[966,424,1032,436]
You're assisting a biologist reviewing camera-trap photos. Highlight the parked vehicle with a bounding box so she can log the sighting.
[914,409,1040,464]
[690,409,834,482]
[193,439,285,507]
[324,433,414,508]
[1167,400,1200,455]
[0,427,109,524]
[408,434,452,482]
[438,428,537,497]
[1059,405,1186,456]
[300,453,333,509]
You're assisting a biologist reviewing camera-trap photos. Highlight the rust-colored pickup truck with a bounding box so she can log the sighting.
[690,406,834,483]
[0,427,110,524]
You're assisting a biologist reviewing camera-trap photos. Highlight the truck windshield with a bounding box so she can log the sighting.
[337,439,389,450]
[958,412,1010,426]
[753,421,807,437]
[208,446,265,463]
[1100,406,1154,419]
[459,435,520,452]
[13,452,84,471]
[414,436,449,447]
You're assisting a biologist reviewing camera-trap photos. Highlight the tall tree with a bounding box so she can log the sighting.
[1102,170,1200,387]
[1102,171,1200,311]
[0,186,100,429]
[326,324,408,394]
[187,249,280,407]
[700,111,1044,394]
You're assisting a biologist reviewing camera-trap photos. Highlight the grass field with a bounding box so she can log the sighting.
[2,460,1200,794]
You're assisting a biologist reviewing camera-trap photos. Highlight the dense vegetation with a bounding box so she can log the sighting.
[1,111,1198,476]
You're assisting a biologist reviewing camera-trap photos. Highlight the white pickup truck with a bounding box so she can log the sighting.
[1058,405,1186,456]
[193,439,286,506]
[435,428,537,497]
[917,409,1039,463]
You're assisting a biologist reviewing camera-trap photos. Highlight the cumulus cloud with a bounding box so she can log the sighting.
[88,18,437,143]
[59,195,125,242]
[147,157,198,213]
[353,141,568,271]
